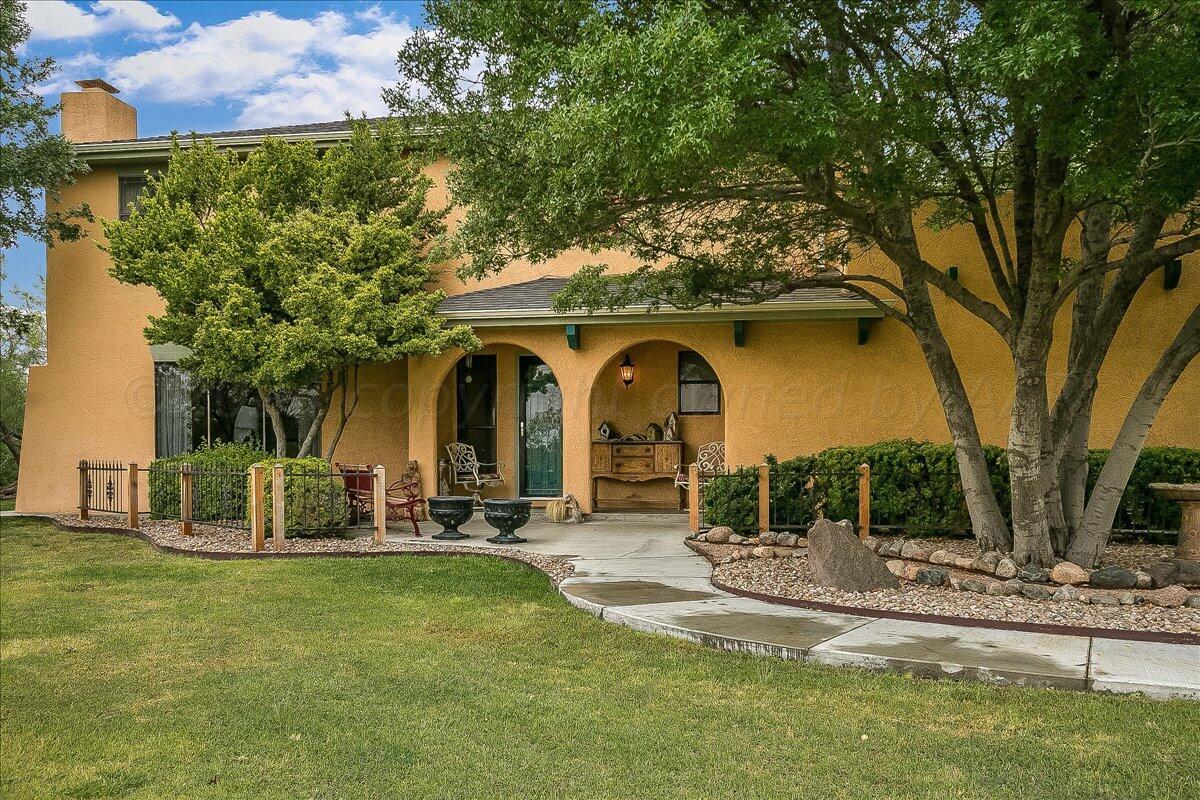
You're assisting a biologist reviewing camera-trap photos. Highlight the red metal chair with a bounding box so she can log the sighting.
[336,463,425,536]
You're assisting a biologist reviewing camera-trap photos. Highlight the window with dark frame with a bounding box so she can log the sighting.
[678,350,721,414]
[118,176,148,220]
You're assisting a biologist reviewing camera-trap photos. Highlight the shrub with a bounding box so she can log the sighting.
[148,442,268,520]
[702,439,1197,540]
[250,457,348,535]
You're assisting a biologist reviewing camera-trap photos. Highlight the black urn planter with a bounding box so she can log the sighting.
[482,499,532,544]
[427,496,475,540]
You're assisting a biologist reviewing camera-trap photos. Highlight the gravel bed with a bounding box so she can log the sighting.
[53,515,575,586]
[692,541,1199,636]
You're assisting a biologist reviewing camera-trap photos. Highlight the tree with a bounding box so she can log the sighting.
[1,0,91,255]
[392,0,1200,566]
[0,268,45,492]
[105,120,479,458]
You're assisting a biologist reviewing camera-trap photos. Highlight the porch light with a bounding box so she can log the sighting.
[619,354,635,388]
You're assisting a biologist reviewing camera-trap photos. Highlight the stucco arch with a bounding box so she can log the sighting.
[586,337,728,510]
[407,329,586,504]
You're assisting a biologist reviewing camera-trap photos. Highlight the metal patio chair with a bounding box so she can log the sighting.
[445,443,505,507]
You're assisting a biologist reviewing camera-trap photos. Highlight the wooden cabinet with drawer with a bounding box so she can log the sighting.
[591,440,683,509]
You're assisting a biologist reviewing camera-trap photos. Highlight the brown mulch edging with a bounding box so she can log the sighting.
[686,539,1200,645]
[29,515,575,586]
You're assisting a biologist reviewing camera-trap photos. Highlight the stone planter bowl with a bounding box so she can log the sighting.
[482,498,533,544]
[427,496,475,540]
[1149,482,1200,561]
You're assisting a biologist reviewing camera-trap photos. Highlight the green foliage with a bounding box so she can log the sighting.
[104,119,478,456]
[251,457,347,535]
[0,271,45,490]
[148,442,267,520]
[703,440,1194,539]
[0,1,92,249]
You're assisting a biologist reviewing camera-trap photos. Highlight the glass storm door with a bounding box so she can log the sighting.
[518,356,563,497]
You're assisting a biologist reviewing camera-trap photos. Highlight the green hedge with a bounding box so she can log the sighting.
[702,440,1198,539]
[148,442,268,520]
[250,457,347,535]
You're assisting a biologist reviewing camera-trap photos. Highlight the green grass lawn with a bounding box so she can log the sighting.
[2,517,1197,799]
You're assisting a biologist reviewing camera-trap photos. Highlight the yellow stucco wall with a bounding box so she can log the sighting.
[17,149,1199,514]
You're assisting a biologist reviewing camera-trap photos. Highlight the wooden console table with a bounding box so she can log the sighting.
[590,440,683,510]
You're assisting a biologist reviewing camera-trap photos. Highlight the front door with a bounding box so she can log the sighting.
[518,356,563,497]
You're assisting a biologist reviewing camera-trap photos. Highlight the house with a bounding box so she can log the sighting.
[15,81,1200,514]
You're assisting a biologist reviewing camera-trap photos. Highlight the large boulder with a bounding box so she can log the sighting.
[1088,566,1138,589]
[1170,559,1200,586]
[1050,561,1090,586]
[1143,561,1179,588]
[807,519,899,592]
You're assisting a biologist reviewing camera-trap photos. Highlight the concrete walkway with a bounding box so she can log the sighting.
[390,517,1200,700]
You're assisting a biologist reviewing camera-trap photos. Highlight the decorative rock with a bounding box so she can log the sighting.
[706,526,734,544]
[1117,592,1136,606]
[773,546,794,558]
[901,562,924,582]
[929,550,958,566]
[900,539,935,560]
[915,567,948,586]
[1089,594,1120,606]
[807,519,899,591]
[987,579,1023,596]
[1017,565,1049,583]
[759,531,778,545]
[1134,570,1152,589]
[1052,585,1082,602]
[1143,561,1179,589]
[777,533,800,548]
[959,579,989,594]
[751,546,776,559]
[979,551,1003,571]
[1021,584,1054,601]
[1049,561,1090,586]
[1184,595,1200,609]
[728,533,748,545]
[886,559,905,577]
[861,536,880,553]
[1148,585,1189,608]
[790,548,807,558]
[1170,559,1200,586]
[954,556,977,570]
[878,540,902,558]
[1089,566,1138,589]
[994,557,1019,580]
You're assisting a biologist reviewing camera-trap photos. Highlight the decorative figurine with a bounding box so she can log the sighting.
[664,412,678,441]
[398,459,428,520]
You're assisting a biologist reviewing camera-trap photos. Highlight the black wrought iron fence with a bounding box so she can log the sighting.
[268,464,375,535]
[78,460,127,515]
[186,467,250,530]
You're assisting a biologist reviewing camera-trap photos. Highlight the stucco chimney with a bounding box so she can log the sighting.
[61,79,137,143]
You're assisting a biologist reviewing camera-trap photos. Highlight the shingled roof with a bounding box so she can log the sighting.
[436,276,884,326]
[86,117,389,145]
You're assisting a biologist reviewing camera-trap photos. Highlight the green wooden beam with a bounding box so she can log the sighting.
[565,324,581,350]
[733,320,747,347]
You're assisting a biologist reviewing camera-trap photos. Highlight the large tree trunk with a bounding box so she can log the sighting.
[259,389,288,458]
[1008,365,1057,566]
[323,365,361,462]
[0,421,20,465]
[1066,306,1200,567]
[296,378,335,459]
[1049,388,1094,555]
[903,277,1012,552]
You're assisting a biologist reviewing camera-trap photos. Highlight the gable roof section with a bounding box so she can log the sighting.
[436,276,886,326]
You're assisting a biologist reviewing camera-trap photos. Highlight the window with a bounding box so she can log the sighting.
[456,354,497,465]
[118,176,148,220]
[153,363,320,457]
[678,350,721,414]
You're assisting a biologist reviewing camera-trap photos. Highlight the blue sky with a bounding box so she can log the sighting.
[3,0,429,301]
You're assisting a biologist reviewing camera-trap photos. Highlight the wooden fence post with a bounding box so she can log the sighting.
[857,463,871,540]
[180,464,193,535]
[272,464,285,552]
[249,465,265,552]
[758,463,770,534]
[127,463,139,530]
[373,465,387,544]
[688,464,700,533]
[78,461,89,521]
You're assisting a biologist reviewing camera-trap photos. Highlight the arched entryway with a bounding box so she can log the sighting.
[587,340,726,511]
[432,344,565,500]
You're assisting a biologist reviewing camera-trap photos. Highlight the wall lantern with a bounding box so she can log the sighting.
[619,353,635,388]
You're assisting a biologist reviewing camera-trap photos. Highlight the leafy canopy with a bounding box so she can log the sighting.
[0,0,91,253]
[105,119,478,395]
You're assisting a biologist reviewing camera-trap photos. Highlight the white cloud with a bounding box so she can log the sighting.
[25,1,179,41]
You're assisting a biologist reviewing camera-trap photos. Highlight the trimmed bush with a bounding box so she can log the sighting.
[251,457,348,535]
[702,439,1197,540]
[148,442,268,520]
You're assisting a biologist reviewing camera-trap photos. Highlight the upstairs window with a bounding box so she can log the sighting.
[678,350,721,414]
[118,176,148,220]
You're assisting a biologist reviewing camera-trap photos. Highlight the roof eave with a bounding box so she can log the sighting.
[438,299,890,328]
